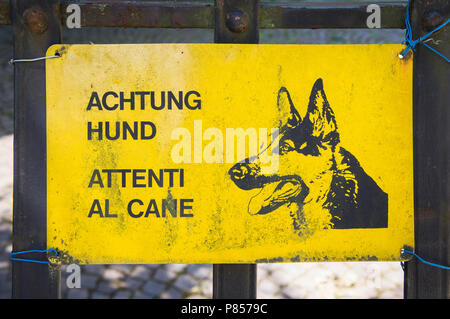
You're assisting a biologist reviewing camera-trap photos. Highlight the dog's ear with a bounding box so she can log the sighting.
[305,79,338,144]
[277,87,301,128]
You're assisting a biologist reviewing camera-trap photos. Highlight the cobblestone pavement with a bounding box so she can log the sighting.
[0,21,405,299]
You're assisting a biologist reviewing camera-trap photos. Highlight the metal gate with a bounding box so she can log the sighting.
[0,0,448,299]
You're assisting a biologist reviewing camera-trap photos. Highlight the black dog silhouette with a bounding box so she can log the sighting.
[229,79,388,236]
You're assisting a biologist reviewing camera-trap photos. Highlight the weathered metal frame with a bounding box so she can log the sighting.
[5,0,449,299]
[2,1,407,29]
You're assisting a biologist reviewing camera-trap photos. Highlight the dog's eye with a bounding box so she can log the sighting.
[298,141,307,150]
[280,140,295,153]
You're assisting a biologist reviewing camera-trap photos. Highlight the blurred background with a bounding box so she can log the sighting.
[0,0,405,299]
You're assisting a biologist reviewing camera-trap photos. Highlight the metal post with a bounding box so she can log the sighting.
[404,0,449,299]
[213,0,258,299]
[11,0,61,298]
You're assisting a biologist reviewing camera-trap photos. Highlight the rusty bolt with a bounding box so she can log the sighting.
[23,7,49,34]
[422,10,444,32]
[225,10,249,33]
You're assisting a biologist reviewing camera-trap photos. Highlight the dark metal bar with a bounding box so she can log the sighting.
[11,0,61,298]
[404,0,449,299]
[0,0,408,29]
[213,0,258,299]
[66,1,214,29]
[213,264,257,299]
[260,1,406,29]
[0,0,9,25]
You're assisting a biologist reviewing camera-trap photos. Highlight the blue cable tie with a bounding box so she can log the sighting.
[402,249,450,270]
[10,248,58,265]
[422,42,450,63]
[399,0,449,62]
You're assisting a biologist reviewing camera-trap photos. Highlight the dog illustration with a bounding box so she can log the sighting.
[228,79,388,236]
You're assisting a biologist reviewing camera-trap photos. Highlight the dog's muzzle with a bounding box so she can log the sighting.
[228,162,265,190]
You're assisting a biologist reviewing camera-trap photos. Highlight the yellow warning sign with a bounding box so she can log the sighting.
[46,44,413,264]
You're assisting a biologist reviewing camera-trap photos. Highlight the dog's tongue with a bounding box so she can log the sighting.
[248,180,301,215]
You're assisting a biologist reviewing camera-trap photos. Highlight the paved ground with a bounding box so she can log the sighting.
[0,19,406,299]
